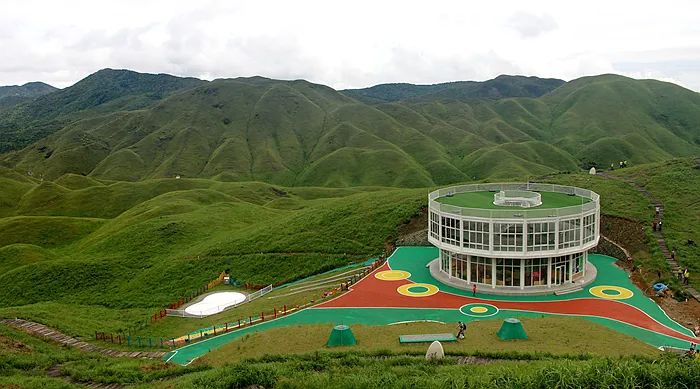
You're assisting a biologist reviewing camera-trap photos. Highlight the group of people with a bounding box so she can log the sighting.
[610,161,629,170]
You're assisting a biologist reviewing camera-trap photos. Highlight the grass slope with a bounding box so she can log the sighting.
[2,73,698,186]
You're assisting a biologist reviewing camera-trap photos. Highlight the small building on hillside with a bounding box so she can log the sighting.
[427,183,600,295]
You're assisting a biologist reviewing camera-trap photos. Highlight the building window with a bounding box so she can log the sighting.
[440,250,451,275]
[551,255,571,284]
[463,220,490,250]
[493,223,523,252]
[527,221,555,251]
[430,212,440,240]
[572,252,583,274]
[495,258,521,287]
[441,216,460,246]
[452,253,468,281]
[470,256,492,285]
[524,258,548,287]
[558,218,581,249]
[583,214,596,243]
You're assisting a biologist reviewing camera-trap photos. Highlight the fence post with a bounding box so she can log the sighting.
[249,316,252,324]
[274,307,277,319]
[284,305,287,315]
[225,323,228,332]
[110,333,114,343]
[261,312,264,321]
[238,319,241,328]
[118,335,121,345]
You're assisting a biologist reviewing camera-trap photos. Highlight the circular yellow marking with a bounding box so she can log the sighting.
[470,306,488,313]
[397,283,439,297]
[589,285,634,300]
[375,270,411,281]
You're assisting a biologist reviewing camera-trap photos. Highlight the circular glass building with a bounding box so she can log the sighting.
[428,183,600,295]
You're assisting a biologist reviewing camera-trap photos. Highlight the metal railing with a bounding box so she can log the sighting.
[429,183,598,219]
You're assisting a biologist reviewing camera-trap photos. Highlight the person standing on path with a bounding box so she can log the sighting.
[472,284,477,297]
[684,268,690,286]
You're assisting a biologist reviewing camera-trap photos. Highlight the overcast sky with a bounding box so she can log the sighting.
[2,0,699,91]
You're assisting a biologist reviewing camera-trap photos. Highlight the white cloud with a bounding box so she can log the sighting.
[0,0,699,91]
[507,12,558,38]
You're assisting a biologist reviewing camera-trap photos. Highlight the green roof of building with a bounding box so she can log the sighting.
[435,191,590,209]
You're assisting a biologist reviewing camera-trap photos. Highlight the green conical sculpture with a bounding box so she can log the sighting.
[497,318,528,340]
[326,324,357,347]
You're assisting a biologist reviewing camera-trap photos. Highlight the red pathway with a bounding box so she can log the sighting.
[318,263,698,344]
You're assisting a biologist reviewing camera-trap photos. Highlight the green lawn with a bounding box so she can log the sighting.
[200,318,656,366]
[435,191,590,209]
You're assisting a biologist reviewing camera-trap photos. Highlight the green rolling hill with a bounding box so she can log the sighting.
[0,69,205,153]
[1,71,699,188]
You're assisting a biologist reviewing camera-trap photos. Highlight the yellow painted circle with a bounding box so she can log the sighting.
[397,283,439,297]
[589,285,634,300]
[470,306,488,313]
[375,270,411,281]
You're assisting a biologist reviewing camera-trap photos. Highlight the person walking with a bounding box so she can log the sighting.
[671,249,676,261]
[658,221,662,231]
[684,268,690,286]
[456,321,465,340]
[472,284,477,297]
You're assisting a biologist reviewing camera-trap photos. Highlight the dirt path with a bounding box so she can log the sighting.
[597,171,700,302]
[0,318,166,359]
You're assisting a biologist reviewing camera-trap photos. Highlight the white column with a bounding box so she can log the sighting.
[522,222,527,254]
[458,218,463,249]
[520,259,525,289]
[547,257,552,288]
[489,221,494,253]
[491,258,496,288]
[466,255,471,284]
[569,254,574,283]
[583,251,587,277]
[554,219,560,253]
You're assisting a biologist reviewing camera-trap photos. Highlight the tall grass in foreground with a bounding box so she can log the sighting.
[166,350,699,389]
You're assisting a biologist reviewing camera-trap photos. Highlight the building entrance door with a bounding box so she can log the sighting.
[554,265,567,285]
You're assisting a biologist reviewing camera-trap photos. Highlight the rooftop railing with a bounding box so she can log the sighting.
[429,183,599,219]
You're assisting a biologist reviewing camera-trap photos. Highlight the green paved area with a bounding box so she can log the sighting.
[389,246,692,336]
[435,191,591,209]
[164,246,694,366]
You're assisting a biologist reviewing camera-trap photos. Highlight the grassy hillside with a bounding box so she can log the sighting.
[609,158,700,290]
[0,170,424,317]
[0,69,205,153]
[2,72,698,186]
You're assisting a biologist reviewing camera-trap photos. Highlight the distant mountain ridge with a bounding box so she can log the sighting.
[0,81,57,99]
[1,70,699,186]
[0,81,57,112]
[341,75,566,103]
[0,69,205,153]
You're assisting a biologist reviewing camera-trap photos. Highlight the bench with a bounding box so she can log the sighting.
[399,333,457,343]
